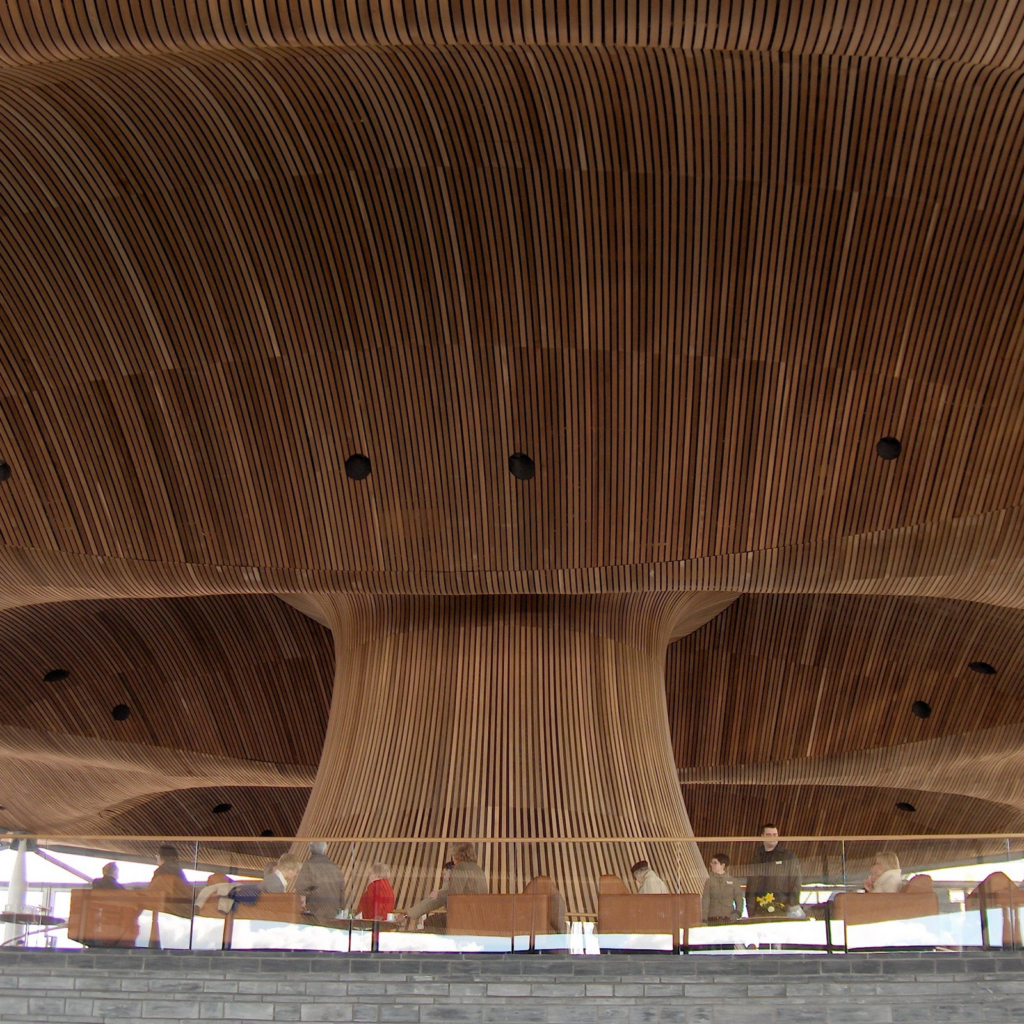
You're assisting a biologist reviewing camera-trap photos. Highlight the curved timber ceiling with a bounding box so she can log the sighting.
[1,2,1024,843]
[0,595,327,833]
[669,593,1024,837]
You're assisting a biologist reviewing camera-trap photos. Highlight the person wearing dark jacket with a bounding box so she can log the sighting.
[295,842,347,922]
[151,845,187,885]
[91,862,124,890]
[745,824,802,916]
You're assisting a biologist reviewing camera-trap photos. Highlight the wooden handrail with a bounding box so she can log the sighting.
[5,833,1024,844]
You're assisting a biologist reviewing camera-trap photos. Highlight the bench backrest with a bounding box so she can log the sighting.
[830,890,940,927]
[597,891,702,935]
[67,889,141,947]
[448,893,554,936]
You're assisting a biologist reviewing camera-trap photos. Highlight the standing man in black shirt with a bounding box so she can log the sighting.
[745,824,802,917]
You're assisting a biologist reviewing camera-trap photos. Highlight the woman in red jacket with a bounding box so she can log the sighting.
[357,862,395,921]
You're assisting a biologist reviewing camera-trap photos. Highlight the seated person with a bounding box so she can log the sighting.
[863,851,902,893]
[632,859,670,894]
[357,862,396,922]
[701,852,740,922]
[403,843,487,930]
[295,842,346,923]
[151,844,187,885]
[196,854,302,913]
[252,853,300,895]
[91,862,124,890]
[422,862,454,932]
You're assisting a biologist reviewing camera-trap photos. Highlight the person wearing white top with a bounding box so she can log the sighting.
[632,859,670,894]
[864,851,902,893]
[872,868,903,893]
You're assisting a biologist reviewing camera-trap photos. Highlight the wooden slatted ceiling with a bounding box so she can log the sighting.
[0,595,333,764]
[669,594,1024,843]
[679,719,1024,818]
[100,785,312,840]
[1,2,1024,61]
[0,0,1023,869]
[667,594,1024,769]
[681,783,1024,850]
[0,10,1024,595]
[0,720,315,834]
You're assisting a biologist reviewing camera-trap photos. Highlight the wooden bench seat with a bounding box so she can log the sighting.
[596,874,702,950]
[446,876,566,947]
[447,894,552,939]
[829,874,940,943]
[67,874,194,948]
[67,890,141,948]
[965,872,1024,947]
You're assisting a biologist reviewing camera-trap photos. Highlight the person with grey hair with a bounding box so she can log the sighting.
[295,841,346,923]
[91,862,123,890]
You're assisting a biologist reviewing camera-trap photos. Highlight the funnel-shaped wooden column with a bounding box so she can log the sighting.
[300,594,724,913]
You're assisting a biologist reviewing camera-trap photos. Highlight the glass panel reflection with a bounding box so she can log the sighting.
[685,839,839,954]
[2,832,1023,955]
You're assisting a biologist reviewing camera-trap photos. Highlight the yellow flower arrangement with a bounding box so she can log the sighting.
[755,892,786,914]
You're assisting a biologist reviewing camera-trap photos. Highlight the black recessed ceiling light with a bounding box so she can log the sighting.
[876,437,902,461]
[43,669,69,683]
[509,452,535,481]
[911,700,932,719]
[969,661,997,675]
[260,829,274,837]
[896,801,917,813]
[111,704,130,721]
[212,803,233,815]
[0,461,10,482]
[344,453,371,481]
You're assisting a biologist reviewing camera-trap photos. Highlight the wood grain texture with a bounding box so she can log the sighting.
[0,720,314,834]
[0,595,333,762]
[668,594,1024,770]
[667,595,1024,842]
[0,595,328,833]
[0,1,1023,896]
[0,4,1022,602]
[299,593,730,909]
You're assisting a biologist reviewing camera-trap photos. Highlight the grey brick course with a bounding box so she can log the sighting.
[1,951,1023,1022]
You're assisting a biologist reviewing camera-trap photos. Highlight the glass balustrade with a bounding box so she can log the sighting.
[3,833,1023,954]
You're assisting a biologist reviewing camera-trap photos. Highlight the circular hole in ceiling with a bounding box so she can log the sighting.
[43,669,69,683]
[895,801,917,813]
[508,453,535,481]
[212,803,233,815]
[969,661,997,675]
[911,700,932,719]
[111,704,130,721]
[344,454,371,481]
[0,462,10,483]
[260,829,274,837]
[876,437,902,461]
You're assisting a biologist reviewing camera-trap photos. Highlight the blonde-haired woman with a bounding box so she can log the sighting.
[864,852,902,893]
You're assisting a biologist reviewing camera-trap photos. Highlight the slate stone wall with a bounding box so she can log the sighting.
[1,950,1023,1023]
